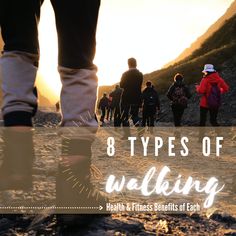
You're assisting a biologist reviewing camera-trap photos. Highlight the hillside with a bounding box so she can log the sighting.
[165,0,236,67]
[99,13,236,125]
[144,13,236,125]
[144,14,236,92]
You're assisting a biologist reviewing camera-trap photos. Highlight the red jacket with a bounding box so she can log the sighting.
[196,72,229,108]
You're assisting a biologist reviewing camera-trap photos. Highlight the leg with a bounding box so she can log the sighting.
[114,105,121,127]
[142,108,147,127]
[149,114,155,127]
[209,109,219,126]
[121,103,131,138]
[200,107,208,126]
[49,0,106,218]
[0,0,42,126]
[110,108,113,121]
[149,113,155,134]
[51,0,101,127]
[121,103,130,127]
[106,108,110,120]
[0,1,40,191]
[172,106,181,127]
[130,104,140,126]
[100,107,105,122]
[199,107,208,141]
[177,108,185,126]
[149,106,156,127]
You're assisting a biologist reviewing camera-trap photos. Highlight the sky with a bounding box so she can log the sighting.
[37,0,234,103]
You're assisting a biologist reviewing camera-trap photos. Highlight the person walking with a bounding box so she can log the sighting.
[141,81,160,133]
[196,64,229,126]
[167,73,191,127]
[120,58,143,136]
[109,84,123,127]
[106,94,113,121]
[98,93,109,123]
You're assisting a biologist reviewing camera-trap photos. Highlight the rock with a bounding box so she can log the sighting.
[190,213,201,221]
[209,211,236,224]
[224,232,236,236]
[0,218,13,232]
[28,230,36,236]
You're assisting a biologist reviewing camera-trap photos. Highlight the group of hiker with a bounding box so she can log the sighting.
[98,58,229,129]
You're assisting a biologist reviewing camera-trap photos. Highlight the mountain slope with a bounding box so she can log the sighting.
[165,0,236,67]
[145,13,236,91]
[144,14,236,125]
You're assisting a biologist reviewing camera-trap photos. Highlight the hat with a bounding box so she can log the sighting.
[174,73,184,81]
[202,64,216,73]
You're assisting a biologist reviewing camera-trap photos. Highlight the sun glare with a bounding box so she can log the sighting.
[37,0,234,101]
[38,0,60,104]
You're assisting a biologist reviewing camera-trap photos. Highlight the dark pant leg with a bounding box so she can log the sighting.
[50,0,100,127]
[50,0,100,69]
[148,106,156,127]
[106,108,110,120]
[209,109,219,126]
[0,0,42,126]
[114,105,121,127]
[200,107,208,126]
[172,106,178,126]
[148,112,155,134]
[143,106,155,127]
[0,0,42,55]
[110,108,114,121]
[121,103,130,127]
[130,104,140,126]
[172,106,184,127]
[100,107,106,122]
[142,108,148,127]
[149,114,155,127]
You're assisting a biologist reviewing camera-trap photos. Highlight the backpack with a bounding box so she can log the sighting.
[145,90,156,106]
[172,86,188,108]
[207,83,221,109]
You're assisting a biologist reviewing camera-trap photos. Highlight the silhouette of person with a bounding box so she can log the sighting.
[109,84,123,127]
[98,93,109,123]
[120,58,143,137]
[141,81,160,133]
[167,73,191,127]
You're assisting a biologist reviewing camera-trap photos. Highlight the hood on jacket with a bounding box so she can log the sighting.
[203,72,222,84]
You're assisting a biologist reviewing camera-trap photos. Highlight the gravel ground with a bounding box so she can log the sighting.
[0,111,235,236]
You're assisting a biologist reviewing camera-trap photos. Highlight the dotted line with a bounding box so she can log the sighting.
[0,206,102,210]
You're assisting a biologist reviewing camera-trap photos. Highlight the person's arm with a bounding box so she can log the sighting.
[196,78,207,94]
[219,78,229,94]
[140,73,144,87]
[120,73,126,89]
[166,84,174,100]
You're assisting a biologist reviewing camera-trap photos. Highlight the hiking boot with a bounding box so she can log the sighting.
[56,139,108,226]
